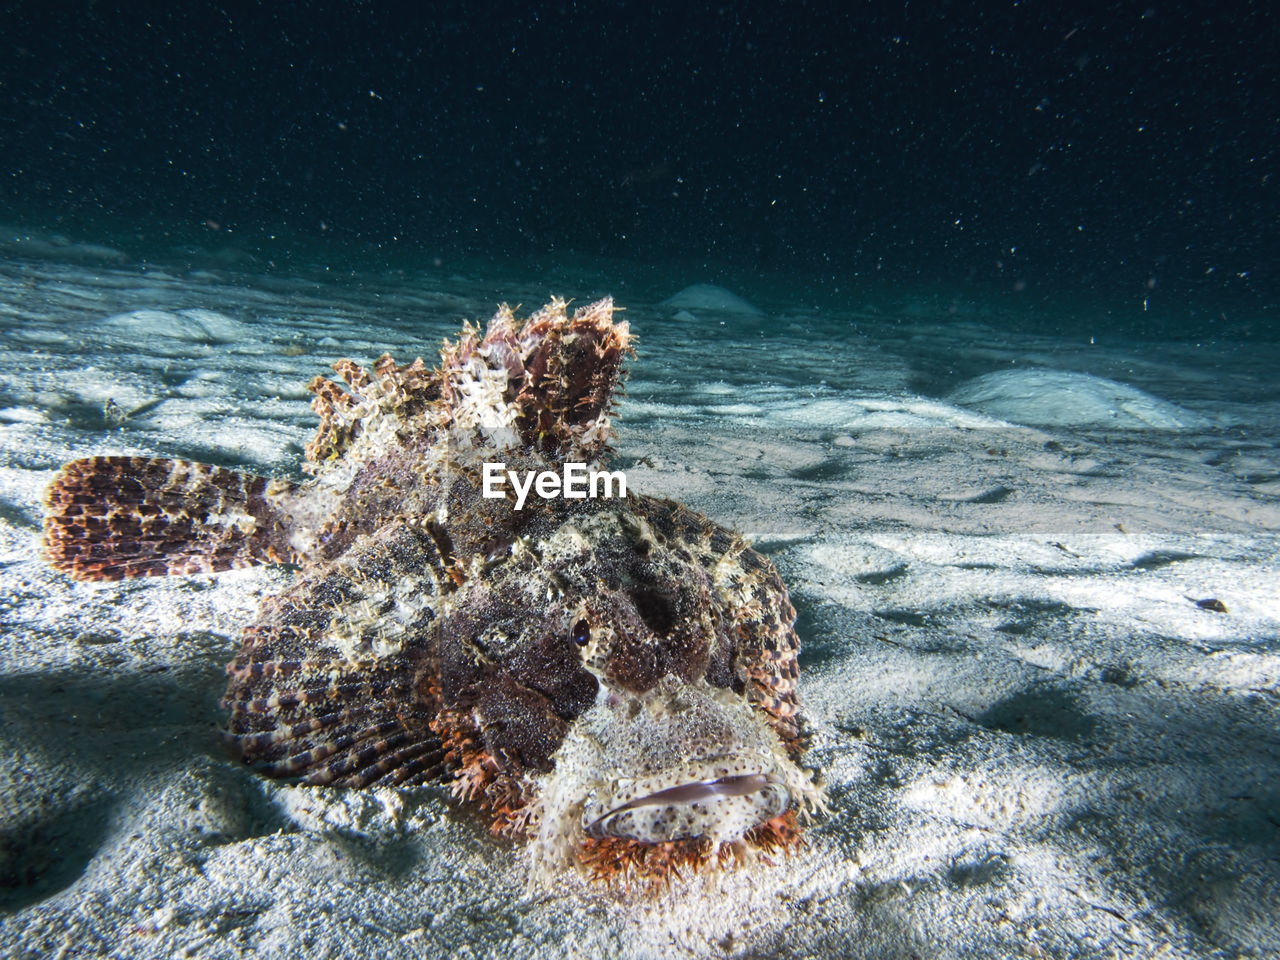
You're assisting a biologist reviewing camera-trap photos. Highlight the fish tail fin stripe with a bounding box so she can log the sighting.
[42,455,302,582]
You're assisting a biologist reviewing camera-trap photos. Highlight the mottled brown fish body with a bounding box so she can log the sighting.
[42,298,823,886]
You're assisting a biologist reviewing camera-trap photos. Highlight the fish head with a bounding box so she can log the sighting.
[529,674,823,882]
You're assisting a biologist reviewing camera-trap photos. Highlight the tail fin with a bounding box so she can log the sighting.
[43,456,302,582]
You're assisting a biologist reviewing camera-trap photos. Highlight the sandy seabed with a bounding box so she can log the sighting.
[1,251,1277,959]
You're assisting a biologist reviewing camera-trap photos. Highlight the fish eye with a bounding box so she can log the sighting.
[572,619,591,647]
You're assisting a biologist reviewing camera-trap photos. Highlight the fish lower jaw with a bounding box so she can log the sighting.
[582,771,790,843]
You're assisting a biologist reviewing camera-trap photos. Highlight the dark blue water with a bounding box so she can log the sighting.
[3,2,1276,339]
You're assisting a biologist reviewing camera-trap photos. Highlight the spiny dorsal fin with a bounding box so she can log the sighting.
[464,297,633,463]
[305,354,440,469]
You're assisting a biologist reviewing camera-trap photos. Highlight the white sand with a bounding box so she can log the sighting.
[1,251,1277,959]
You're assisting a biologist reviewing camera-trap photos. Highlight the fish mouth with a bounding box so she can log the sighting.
[583,769,791,843]
[531,678,824,878]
